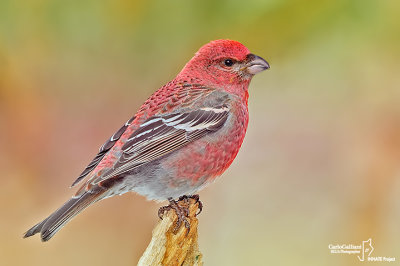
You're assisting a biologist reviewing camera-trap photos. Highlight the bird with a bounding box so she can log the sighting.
[23,39,270,241]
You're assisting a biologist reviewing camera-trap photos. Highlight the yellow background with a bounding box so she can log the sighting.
[1,0,399,265]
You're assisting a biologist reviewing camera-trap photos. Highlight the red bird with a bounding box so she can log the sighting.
[24,39,269,241]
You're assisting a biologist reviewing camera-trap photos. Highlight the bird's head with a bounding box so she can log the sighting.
[178,39,269,92]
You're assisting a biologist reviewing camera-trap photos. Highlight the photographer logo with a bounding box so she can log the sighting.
[328,238,395,262]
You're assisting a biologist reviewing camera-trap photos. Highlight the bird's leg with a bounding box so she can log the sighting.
[158,197,190,233]
[157,194,203,234]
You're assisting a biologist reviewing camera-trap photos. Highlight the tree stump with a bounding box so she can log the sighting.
[138,198,203,266]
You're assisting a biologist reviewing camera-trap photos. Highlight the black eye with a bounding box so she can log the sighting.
[224,59,234,67]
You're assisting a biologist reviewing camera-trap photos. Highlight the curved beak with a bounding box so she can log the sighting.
[245,54,270,75]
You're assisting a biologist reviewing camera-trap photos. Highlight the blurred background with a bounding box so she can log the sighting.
[1,0,399,265]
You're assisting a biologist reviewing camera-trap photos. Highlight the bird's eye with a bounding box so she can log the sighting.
[223,59,234,67]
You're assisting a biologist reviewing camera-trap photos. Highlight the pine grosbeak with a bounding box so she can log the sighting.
[24,39,269,241]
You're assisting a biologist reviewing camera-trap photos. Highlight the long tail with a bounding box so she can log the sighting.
[23,191,103,241]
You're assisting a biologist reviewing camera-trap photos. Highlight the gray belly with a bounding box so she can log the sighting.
[111,159,211,201]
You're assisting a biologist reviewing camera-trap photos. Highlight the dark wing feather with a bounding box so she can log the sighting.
[70,115,136,187]
[94,105,229,183]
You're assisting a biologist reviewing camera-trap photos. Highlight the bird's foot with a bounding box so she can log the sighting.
[177,194,203,216]
[157,194,203,234]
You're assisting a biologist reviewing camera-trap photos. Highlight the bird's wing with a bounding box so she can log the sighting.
[91,104,230,185]
[71,116,136,187]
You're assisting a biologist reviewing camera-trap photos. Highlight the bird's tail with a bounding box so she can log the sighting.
[23,191,103,241]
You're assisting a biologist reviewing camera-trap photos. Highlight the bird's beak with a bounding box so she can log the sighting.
[245,54,270,75]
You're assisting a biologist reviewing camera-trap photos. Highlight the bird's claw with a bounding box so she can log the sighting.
[158,205,172,220]
[191,194,203,216]
[157,194,203,234]
[177,194,203,216]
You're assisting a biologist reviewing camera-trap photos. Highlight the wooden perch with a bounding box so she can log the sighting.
[138,198,203,266]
